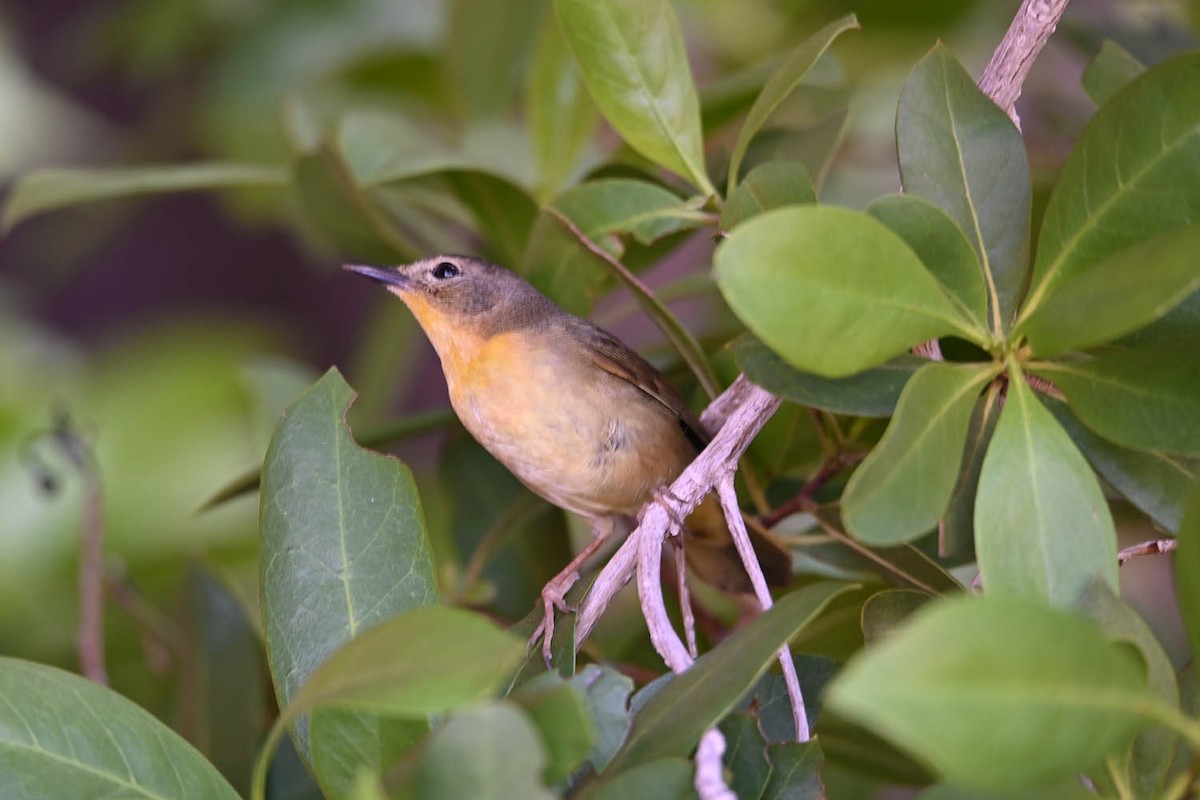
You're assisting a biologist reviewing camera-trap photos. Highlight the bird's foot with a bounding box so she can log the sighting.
[532,576,577,668]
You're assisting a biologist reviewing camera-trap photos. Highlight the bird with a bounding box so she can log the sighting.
[344,255,792,663]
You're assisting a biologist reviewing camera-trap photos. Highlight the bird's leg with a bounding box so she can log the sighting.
[534,516,615,667]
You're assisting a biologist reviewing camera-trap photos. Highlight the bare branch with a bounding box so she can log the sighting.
[695,729,737,800]
[1118,538,1177,566]
[978,0,1070,128]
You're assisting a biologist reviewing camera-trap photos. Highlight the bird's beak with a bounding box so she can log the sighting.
[342,264,411,290]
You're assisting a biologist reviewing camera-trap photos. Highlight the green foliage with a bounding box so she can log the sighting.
[3,1,1200,797]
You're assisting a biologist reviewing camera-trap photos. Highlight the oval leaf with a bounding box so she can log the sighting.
[555,0,714,194]
[726,14,859,189]
[259,369,438,765]
[1032,338,1200,456]
[843,362,996,545]
[721,162,815,231]
[0,657,240,799]
[1023,52,1200,317]
[827,595,1153,791]
[974,368,1118,606]
[1018,225,1200,356]
[715,206,977,378]
[898,44,1030,335]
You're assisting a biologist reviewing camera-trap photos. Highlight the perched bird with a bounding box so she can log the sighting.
[345,256,792,661]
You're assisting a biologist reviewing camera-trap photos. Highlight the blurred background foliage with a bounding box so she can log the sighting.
[0,0,1197,794]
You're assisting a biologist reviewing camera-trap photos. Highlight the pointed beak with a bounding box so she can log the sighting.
[342,264,411,290]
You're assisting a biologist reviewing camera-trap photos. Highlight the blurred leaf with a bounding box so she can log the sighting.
[843,363,996,545]
[817,712,934,786]
[259,369,437,782]
[528,5,600,195]
[178,565,268,796]
[240,357,321,448]
[2,163,286,232]
[726,14,859,190]
[555,0,714,194]
[1076,581,1182,799]
[413,702,554,800]
[720,162,815,231]
[1119,288,1200,346]
[1082,40,1146,107]
[445,0,545,120]
[1174,484,1200,668]
[720,713,772,800]
[0,657,240,799]
[974,370,1118,607]
[734,335,923,418]
[1018,225,1200,356]
[1032,338,1200,456]
[827,595,1153,791]
[738,109,850,192]
[582,758,695,800]
[940,382,1002,559]
[1047,400,1195,532]
[861,589,933,645]
[746,655,840,742]
[310,712,428,799]
[604,582,854,775]
[512,673,598,784]
[867,194,988,328]
[916,782,1098,800]
[294,144,416,262]
[571,664,635,773]
[897,44,1030,335]
[715,206,979,378]
[762,741,824,799]
[1022,52,1200,318]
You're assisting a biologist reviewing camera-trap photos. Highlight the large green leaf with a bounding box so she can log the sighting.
[582,759,695,800]
[444,0,544,120]
[1174,484,1200,668]
[734,335,923,417]
[897,44,1030,335]
[602,582,854,776]
[867,194,988,328]
[974,368,1118,606]
[0,657,240,799]
[1081,40,1145,108]
[762,741,824,800]
[940,382,1003,559]
[720,162,815,231]
[843,363,996,545]
[2,163,286,232]
[1031,339,1200,456]
[827,595,1153,790]
[726,14,859,190]
[1048,400,1195,532]
[715,206,980,377]
[1018,225,1200,356]
[555,0,714,194]
[259,369,438,786]
[1022,52,1200,318]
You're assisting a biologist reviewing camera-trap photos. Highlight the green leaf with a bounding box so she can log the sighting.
[1174,484,1200,669]
[843,362,996,545]
[1082,40,1146,107]
[721,162,816,231]
[527,6,600,195]
[554,0,714,194]
[1018,225,1200,356]
[940,382,1003,559]
[867,194,989,328]
[0,657,241,799]
[974,368,1118,607]
[413,702,555,800]
[1047,400,1195,532]
[734,335,923,417]
[571,665,635,773]
[512,674,598,784]
[1031,339,1200,456]
[604,582,854,775]
[726,14,859,190]
[861,589,934,645]
[2,163,286,232]
[719,713,772,800]
[827,595,1153,791]
[897,44,1030,335]
[1076,581,1183,800]
[582,759,695,800]
[1022,52,1200,318]
[715,206,977,378]
[259,369,438,771]
[444,0,543,120]
[762,741,824,800]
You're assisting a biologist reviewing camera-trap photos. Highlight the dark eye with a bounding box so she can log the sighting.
[432,261,460,280]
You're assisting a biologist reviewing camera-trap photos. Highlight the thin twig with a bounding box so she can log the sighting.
[760,450,868,529]
[977,0,1070,128]
[1118,538,1177,566]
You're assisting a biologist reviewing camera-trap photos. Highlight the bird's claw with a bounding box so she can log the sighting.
[532,587,575,668]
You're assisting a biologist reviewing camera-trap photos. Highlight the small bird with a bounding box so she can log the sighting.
[345,256,792,661]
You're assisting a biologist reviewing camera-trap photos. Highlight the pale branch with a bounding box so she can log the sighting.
[1118,538,1178,566]
[978,0,1070,128]
[695,729,737,800]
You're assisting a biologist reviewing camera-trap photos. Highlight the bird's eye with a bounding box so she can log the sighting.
[432,261,460,280]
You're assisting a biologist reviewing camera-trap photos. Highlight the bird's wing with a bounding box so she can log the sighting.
[580,325,711,454]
